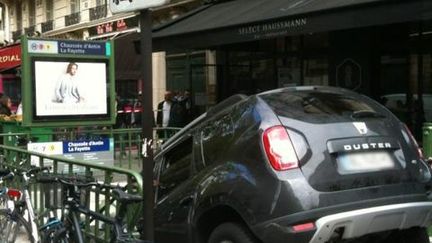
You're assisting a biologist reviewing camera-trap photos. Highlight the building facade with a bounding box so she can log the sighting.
[153,0,432,141]
[0,0,201,114]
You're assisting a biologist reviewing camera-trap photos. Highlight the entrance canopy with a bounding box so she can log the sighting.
[152,0,432,51]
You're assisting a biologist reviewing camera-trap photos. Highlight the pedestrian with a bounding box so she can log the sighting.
[0,95,12,116]
[131,92,142,127]
[181,90,192,124]
[16,101,22,116]
[122,100,133,127]
[169,90,191,127]
[156,91,173,127]
[114,95,124,129]
[156,91,175,140]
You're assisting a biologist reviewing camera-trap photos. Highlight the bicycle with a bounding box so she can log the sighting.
[0,165,50,243]
[37,173,145,243]
[0,168,29,243]
[0,164,52,243]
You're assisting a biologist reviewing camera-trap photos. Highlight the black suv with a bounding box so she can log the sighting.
[153,86,432,243]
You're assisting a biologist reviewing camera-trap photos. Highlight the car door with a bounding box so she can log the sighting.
[154,136,194,243]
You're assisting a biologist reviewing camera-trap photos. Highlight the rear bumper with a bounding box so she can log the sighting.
[310,202,432,243]
[254,201,432,243]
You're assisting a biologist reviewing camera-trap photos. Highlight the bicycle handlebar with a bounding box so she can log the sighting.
[37,174,115,190]
[37,174,142,203]
[0,171,14,181]
[15,166,51,176]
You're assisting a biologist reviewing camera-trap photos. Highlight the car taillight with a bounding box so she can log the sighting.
[403,124,424,159]
[262,126,299,171]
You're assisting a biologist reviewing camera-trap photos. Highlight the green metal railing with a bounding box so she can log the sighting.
[0,126,182,242]
[0,145,143,242]
[0,126,181,169]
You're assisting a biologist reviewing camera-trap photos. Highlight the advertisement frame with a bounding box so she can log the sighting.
[21,36,116,127]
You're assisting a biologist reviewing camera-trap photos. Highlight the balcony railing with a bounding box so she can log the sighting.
[90,5,107,21]
[41,20,54,32]
[12,29,22,41]
[24,26,35,35]
[65,12,81,26]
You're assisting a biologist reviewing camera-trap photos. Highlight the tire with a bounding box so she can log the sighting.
[208,222,259,243]
[40,218,69,243]
[60,213,81,243]
[0,210,34,243]
[41,227,69,243]
[0,209,10,237]
[384,227,430,243]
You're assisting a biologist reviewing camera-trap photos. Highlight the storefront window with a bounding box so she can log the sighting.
[276,57,301,87]
[410,54,432,123]
[227,64,251,95]
[276,36,301,52]
[304,33,329,49]
[166,52,208,118]
[251,58,275,92]
[303,58,329,86]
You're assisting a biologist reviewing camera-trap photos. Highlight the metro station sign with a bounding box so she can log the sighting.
[109,0,170,13]
[21,36,116,127]
[27,39,110,56]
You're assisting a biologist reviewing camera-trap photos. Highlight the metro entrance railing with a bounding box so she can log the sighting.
[0,126,181,242]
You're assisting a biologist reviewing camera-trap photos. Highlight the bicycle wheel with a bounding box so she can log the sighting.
[40,216,70,243]
[0,208,10,237]
[0,191,13,238]
[111,224,147,243]
[41,227,69,243]
[47,213,81,243]
[0,209,34,243]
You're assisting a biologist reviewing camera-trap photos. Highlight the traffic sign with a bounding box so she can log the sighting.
[109,0,170,13]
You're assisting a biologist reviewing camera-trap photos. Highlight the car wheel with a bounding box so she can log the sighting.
[384,227,429,243]
[208,222,259,243]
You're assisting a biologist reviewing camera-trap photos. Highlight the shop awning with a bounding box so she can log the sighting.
[0,44,21,71]
[152,0,432,51]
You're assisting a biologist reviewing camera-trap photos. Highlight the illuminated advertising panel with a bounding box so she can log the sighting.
[21,37,115,126]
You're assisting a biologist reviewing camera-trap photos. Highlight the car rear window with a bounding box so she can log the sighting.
[260,90,383,123]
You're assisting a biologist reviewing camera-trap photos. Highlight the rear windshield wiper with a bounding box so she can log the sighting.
[351,110,386,119]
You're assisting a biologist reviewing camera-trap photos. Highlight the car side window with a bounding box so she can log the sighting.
[157,137,193,199]
[201,113,234,165]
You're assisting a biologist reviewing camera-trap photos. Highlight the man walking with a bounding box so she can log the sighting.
[156,91,173,128]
